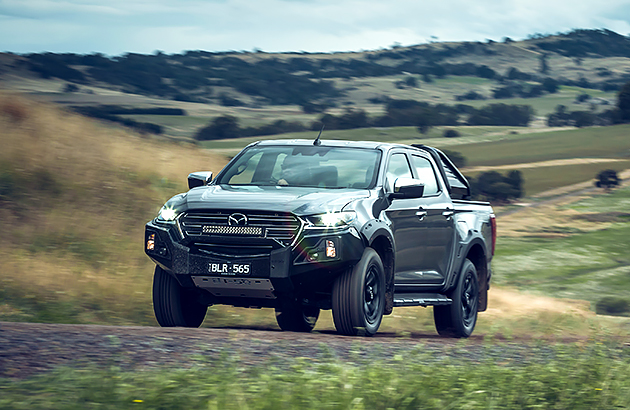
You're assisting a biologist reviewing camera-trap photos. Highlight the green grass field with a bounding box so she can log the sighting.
[464,160,630,196]
[493,186,630,308]
[452,124,630,167]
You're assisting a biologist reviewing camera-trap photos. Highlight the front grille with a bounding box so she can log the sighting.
[180,210,301,244]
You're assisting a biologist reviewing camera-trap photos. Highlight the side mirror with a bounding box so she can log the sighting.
[188,171,213,189]
[389,177,424,199]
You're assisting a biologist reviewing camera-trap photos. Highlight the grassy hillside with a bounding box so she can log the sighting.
[0,92,229,325]
[1,29,627,142]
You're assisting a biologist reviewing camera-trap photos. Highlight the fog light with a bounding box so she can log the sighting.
[307,251,319,262]
[326,240,336,258]
[147,233,155,251]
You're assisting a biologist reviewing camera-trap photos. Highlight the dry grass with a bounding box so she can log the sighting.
[0,91,228,324]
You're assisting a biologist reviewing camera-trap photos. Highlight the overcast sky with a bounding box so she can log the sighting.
[1,0,630,56]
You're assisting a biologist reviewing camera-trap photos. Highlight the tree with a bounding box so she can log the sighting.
[506,170,524,198]
[195,115,241,140]
[539,53,549,74]
[403,76,418,87]
[595,169,620,191]
[617,81,630,122]
[542,78,559,93]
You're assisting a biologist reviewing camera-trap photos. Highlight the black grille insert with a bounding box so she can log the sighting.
[180,211,301,244]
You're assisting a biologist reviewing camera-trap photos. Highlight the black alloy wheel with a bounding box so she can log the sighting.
[332,247,385,336]
[433,258,479,338]
[152,266,208,327]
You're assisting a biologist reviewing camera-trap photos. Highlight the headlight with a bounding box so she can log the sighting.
[306,211,356,228]
[157,205,181,222]
[156,194,186,222]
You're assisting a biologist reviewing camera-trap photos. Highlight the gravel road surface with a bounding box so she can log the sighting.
[0,322,602,379]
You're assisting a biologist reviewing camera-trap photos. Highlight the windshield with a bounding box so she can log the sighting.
[216,145,381,189]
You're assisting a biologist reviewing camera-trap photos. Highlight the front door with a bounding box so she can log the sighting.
[393,153,456,289]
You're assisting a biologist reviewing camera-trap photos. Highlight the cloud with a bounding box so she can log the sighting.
[1,0,629,54]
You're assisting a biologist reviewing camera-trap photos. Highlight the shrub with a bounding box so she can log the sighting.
[469,170,524,202]
[441,149,467,168]
[596,297,630,316]
[1,100,29,123]
[443,129,461,138]
[0,171,16,200]
[62,83,80,93]
[595,169,620,190]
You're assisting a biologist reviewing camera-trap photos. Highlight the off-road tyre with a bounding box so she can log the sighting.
[153,266,207,327]
[332,247,385,336]
[275,302,320,332]
[433,259,479,338]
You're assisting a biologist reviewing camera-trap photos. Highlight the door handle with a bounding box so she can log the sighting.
[416,209,427,221]
[442,209,454,219]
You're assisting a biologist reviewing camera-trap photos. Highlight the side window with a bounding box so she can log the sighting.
[386,153,413,191]
[411,155,440,196]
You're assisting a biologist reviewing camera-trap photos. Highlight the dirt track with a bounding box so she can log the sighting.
[461,158,627,173]
[0,321,596,379]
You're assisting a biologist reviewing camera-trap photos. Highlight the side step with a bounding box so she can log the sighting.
[393,293,452,307]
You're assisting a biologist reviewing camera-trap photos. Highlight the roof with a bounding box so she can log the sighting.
[253,139,426,152]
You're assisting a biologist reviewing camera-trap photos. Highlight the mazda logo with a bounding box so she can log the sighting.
[228,213,248,226]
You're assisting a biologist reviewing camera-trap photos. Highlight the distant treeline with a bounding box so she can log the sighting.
[313,100,534,131]
[72,105,187,116]
[195,100,534,141]
[70,105,186,134]
[20,29,630,106]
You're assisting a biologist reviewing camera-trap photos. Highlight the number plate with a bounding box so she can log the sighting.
[208,262,251,276]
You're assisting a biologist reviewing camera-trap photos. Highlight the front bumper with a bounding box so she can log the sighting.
[144,219,365,303]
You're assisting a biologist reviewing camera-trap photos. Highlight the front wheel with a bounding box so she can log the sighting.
[152,266,207,327]
[332,247,385,336]
[433,259,479,338]
[275,302,320,332]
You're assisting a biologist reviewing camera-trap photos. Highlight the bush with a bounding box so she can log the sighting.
[575,93,591,103]
[596,297,630,316]
[595,169,620,190]
[455,91,485,101]
[469,170,523,202]
[441,149,467,168]
[62,83,80,93]
[219,93,245,107]
[0,171,16,201]
[443,129,461,138]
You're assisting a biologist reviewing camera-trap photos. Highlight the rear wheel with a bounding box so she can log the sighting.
[332,248,385,336]
[275,301,320,332]
[152,266,207,327]
[433,259,479,338]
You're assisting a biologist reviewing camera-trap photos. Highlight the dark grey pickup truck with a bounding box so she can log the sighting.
[145,139,496,337]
